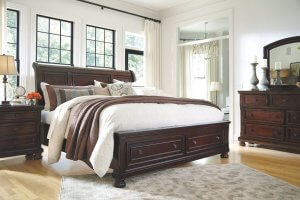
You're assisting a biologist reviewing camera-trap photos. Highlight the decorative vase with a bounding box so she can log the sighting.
[28,99,36,106]
[274,70,283,85]
[260,66,269,90]
[249,63,259,90]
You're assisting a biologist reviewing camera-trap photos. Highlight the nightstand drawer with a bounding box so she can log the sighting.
[0,122,37,138]
[0,111,38,121]
[0,136,37,151]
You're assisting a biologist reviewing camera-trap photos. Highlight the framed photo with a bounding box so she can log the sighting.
[290,62,300,76]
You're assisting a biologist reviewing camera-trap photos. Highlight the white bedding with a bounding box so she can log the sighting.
[47,95,224,177]
[41,110,55,124]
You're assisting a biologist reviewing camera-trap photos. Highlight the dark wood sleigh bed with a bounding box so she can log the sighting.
[33,62,230,188]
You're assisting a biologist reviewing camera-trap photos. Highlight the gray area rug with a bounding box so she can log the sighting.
[60,163,300,200]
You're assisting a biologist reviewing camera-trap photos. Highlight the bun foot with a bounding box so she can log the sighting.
[26,152,42,160]
[239,141,246,146]
[114,178,126,188]
[220,152,229,158]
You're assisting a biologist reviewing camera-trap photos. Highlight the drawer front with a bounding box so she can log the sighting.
[0,111,38,121]
[287,127,300,143]
[0,122,37,138]
[245,124,284,140]
[244,95,268,106]
[245,109,284,124]
[128,136,184,165]
[272,95,300,107]
[0,136,37,151]
[287,111,300,125]
[187,133,223,153]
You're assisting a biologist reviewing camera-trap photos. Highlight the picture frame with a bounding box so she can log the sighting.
[290,62,300,76]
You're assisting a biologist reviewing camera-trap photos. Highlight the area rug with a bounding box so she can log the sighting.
[60,163,300,200]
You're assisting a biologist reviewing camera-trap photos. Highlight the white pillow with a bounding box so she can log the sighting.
[40,82,50,110]
[94,80,103,88]
[113,79,124,83]
[107,82,136,96]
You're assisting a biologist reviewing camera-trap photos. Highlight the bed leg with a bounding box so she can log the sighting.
[239,141,246,146]
[220,152,229,158]
[114,177,126,188]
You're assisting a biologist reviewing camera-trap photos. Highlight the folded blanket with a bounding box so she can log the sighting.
[65,95,220,167]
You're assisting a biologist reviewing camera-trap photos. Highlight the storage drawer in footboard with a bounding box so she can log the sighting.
[126,135,184,168]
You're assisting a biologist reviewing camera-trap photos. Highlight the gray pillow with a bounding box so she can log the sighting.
[107,83,136,96]
[56,88,95,106]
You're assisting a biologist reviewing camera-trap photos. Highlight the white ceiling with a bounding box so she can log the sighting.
[180,18,229,34]
[118,0,193,11]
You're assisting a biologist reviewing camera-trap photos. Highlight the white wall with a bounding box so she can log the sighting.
[161,0,300,139]
[3,0,159,93]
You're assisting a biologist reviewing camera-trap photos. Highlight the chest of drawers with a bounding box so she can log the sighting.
[239,91,300,153]
[0,105,43,159]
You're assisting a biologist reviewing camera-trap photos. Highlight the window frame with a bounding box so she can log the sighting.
[35,14,74,66]
[7,8,20,86]
[86,24,115,69]
[125,49,144,70]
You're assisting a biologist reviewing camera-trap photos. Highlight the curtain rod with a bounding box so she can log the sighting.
[75,0,161,23]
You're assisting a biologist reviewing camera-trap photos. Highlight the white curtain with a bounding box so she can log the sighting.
[0,0,6,102]
[193,41,219,102]
[144,20,161,89]
[178,46,193,97]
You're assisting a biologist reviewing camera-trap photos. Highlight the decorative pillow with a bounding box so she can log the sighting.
[94,80,108,88]
[113,79,124,83]
[40,82,50,110]
[93,86,111,96]
[107,82,136,96]
[57,88,95,105]
[46,85,93,111]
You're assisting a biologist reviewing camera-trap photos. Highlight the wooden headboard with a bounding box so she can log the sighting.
[33,62,136,105]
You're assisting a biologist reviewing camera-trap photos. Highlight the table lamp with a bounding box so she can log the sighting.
[210,81,221,106]
[0,55,18,105]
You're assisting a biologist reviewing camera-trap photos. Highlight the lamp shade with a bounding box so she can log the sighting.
[210,81,221,92]
[0,55,18,75]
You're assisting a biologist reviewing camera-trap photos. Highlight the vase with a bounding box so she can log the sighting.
[260,66,269,90]
[249,63,259,90]
[28,99,37,106]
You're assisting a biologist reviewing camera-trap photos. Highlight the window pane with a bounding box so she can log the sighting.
[37,16,49,32]
[105,30,113,43]
[7,76,17,99]
[37,47,48,62]
[105,43,113,55]
[49,49,60,63]
[105,55,112,68]
[61,50,71,64]
[96,42,104,54]
[128,53,144,85]
[50,19,60,34]
[49,34,60,49]
[87,40,95,53]
[37,32,49,47]
[96,54,104,67]
[7,27,17,43]
[87,26,95,40]
[7,43,16,57]
[86,53,95,66]
[125,32,144,50]
[61,21,71,36]
[61,36,71,50]
[96,28,104,41]
[7,10,17,27]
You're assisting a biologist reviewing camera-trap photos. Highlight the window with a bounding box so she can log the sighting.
[36,15,73,65]
[6,9,19,99]
[125,32,144,86]
[86,25,115,68]
[190,54,207,99]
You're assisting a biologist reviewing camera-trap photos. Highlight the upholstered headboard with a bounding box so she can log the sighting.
[33,62,136,105]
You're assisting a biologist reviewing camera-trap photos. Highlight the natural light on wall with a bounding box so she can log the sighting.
[125,32,144,86]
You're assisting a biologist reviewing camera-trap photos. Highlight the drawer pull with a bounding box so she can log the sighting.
[192,140,197,145]
[273,131,280,135]
[216,136,220,140]
[138,150,143,155]
[294,133,298,137]
[255,98,259,102]
[172,144,178,149]
[251,129,254,132]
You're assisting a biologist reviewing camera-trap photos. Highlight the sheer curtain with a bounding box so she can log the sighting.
[144,20,161,89]
[0,0,6,101]
[178,46,193,97]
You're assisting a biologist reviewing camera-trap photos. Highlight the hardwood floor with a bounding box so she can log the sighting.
[0,142,300,200]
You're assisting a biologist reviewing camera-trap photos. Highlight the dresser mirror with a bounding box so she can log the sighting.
[264,36,300,88]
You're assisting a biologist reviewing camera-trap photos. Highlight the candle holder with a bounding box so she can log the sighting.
[249,63,259,90]
[273,70,282,85]
[260,66,269,90]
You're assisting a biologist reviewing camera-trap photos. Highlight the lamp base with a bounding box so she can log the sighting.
[1,101,11,105]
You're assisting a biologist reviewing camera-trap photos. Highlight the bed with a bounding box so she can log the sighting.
[33,62,230,188]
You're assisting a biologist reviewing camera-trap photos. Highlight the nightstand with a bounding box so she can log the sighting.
[0,105,43,160]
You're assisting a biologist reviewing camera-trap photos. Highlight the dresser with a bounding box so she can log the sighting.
[239,90,300,153]
[0,105,43,159]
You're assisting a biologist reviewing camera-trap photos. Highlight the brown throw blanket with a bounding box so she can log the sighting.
[65,95,220,167]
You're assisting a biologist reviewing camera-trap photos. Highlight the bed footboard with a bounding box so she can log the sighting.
[112,121,230,188]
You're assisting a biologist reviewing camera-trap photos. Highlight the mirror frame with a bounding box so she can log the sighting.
[263,36,300,90]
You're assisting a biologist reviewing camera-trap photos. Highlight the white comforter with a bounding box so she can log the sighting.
[47,95,224,177]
